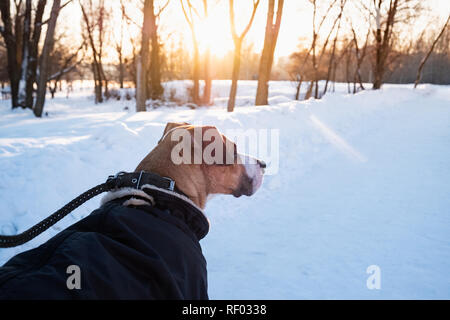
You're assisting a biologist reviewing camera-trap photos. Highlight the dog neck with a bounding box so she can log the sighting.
[150,166,208,209]
[136,147,209,209]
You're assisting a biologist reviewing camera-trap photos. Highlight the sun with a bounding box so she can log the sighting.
[193,6,234,57]
[195,20,230,56]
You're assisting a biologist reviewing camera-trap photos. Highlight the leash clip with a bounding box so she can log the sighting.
[106,171,127,189]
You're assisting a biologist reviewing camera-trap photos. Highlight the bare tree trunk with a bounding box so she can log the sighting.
[304,80,313,100]
[97,0,108,99]
[227,0,260,112]
[149,11,163,100]
[0,0,20,108]
[180,0,201,104]
[118,21,124,89]
[323,0,345,96]
[201,0,212,105]
[351,24,369,91]
[373,6,383,89]
[311,1,318,99]
[228,40,241,112]
[346,45,351,93]
[118,49,124,89]
[100,62,108,98]
[331,60,336,92]
[34,0,61,117]
[414,15,449,88]
[117,1,126,89]
[5,0,48,110]
[49,83,57,98]
[136,56,144,108]
[255,0,284,106]
[191,41,200,104]
[313,48,319,99]
[17,0,32,108]
[80,1,103,103]
[136,0,152,112]
[373,0,399,89]
[91,62,102,102]
[24,0,47,109]
[202,47,212,105]
[295,77,303,100]
[293,0,337,101]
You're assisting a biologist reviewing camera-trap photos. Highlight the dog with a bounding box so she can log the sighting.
[0,122,265,299]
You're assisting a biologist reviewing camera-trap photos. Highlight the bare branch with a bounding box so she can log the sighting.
[415,14,450,87]
[156,0,169,17]
[229,0,260,42]
[120,0,141,27]
[41,0,73,26]
[180,0,193,28]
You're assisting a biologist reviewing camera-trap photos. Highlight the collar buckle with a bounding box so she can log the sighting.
[162,176,175,191]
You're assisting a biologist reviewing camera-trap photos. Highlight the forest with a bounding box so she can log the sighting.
[0,0,449,115]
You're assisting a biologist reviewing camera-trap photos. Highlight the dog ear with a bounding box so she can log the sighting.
[159,122,191,144]
[162,122,190,136]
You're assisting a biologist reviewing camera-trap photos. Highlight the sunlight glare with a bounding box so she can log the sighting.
[310,115,367,163]
[194,8,233,57]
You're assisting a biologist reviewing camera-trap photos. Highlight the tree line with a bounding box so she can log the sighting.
[0,0,449,117]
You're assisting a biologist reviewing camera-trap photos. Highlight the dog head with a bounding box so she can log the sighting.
[136,122,265,207]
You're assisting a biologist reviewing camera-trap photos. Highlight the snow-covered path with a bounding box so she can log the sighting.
[0,82,449,299]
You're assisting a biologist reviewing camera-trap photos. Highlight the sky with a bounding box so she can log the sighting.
[60,0,450,62]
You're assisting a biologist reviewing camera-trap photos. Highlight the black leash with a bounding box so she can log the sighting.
[0,171,177,248]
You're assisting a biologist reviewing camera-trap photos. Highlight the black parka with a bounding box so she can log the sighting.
[0,194,209,300]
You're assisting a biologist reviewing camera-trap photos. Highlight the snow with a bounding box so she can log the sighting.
[0,81,449,299]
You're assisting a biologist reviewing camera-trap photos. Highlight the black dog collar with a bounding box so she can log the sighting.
[107,171,187,198]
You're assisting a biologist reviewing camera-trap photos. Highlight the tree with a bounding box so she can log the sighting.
[227,0,260,112]
[116,1,126,89]
[255,0,284,106]
[180,0,201,105]
[200,0,212,105]
[414,15,449,88]
[369,0,422,89]
[372,0,398,89]
[136,0,166,111]
[322,0,346,96]
[290,0,339,100]
[349,18,370,92]
[34,0,62,117]
[19,0,46,109]
[47,39,85,98]
[148,0,167,100]
[0,0,19,107]
[80,0,110,103]
[180,0,215,105]
[0,0,47,109]
[136,0,152,111]
[0,42,7,87]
